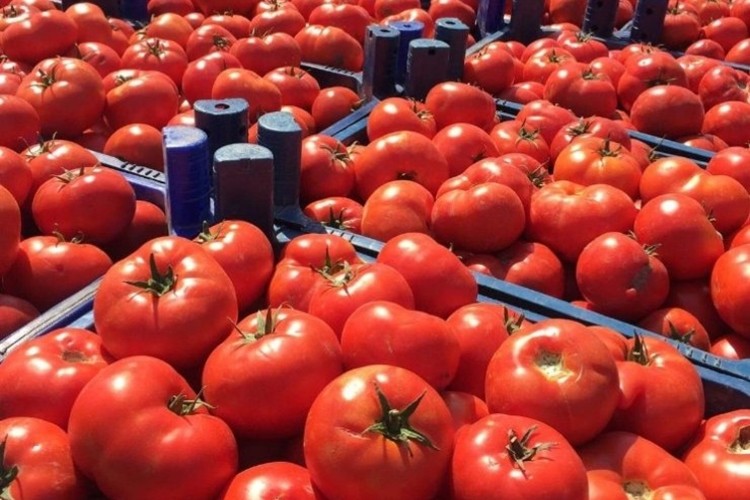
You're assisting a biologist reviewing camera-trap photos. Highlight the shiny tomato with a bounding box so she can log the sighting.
[184,23,236,61]
[638,307,711,351]
[711,333,750,359]
[711,244,750,337]
[616,51,688,112]
[303,196,363,233]
[543,62,618,118]
[424,81,496,131]
[211,67,282,123]
[0,293,37,339]
[104,69,180,130]
[308,3,372,45]
[299,134,355,204]
[101,199,168,261]
[103,123,164,171]
[294,25,363,71]
[229,32,301,76]
[702,101,750,147]
[707,146,750,193]
[121,37,188,87]
[490,119,550,164]
[630,85,704,139]
[431,122,500,177]
[222,462,317,499]
[0,184,20,276]
[360,179,433,241]
[2,9,77,64]
[22,138,98,200]
[367,97,436,141]
[311,86,361,132]
[463,43,515,95]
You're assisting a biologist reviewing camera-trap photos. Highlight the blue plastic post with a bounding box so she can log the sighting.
[193,98,249,162]
[391,21,424,86]
[213,143,277,242]
[508,0,545,44]
[63,0,120,17]
[118,0,150,23]
[629,0,669,44]
[162,126,213,238]
[476,0,506,39]
[582,0,619,38]
[404,39,451,100]
[362,25,400,100]
[434,18,470,81]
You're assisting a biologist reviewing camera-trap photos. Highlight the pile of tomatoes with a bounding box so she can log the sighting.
[0,225,748,499]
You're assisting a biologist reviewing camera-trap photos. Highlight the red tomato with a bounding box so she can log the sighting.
[104,69,180,130]
[616,51,688,112]
[200,12,251,38]
[662,2,701,50]
[32,165,136,245]
[222,462,317,499]
[203,308,342,439]
[93,236,238,369]
[638,306,711,351]
[486,318,620,445]
[303,196,363,233]
[377,232,477,318]
[211,67,282,123]
[630,85,704,139]
[515,99,577,145]
[702,101,750,147]
[711,244,750,337]
[181,52,241,105]
[543,63,618,118]
[666,279,729,341]
[69,41,122,78]
[229,32,301,77]
[490,119,551,165]
[2,9,77,64]
[121,37,188,87]
[711,333,750,359]
[424,81,496,131]
[367,97,436,141]
[103,123,164,171]
[311,86,360,132]
[101,199,168,261]
[304,364,454,500]
[576,232,670,321]
[3,235,111,312]
[607,335,705,452]
[707,146,750,193]
[579,431,704,499]
[263,65,320,111]
[523,46,577,85]
[68,356,238,499]
[702,15,748,52]
[0,184,20,276]
[360,179,433,241]
[0,417,88,499]
[463,43,515,95]
[22,138,98,200]
[0,293,37,339]
[341,300,460,389]
[294,25,363,71]
[451,413,588,500]
[549,116,631,163]
[308,3,372,45]
[678,53,722,94]
[184,23,236,61]
[195,220,274,313]
[299,134,355,203]
[0,328,110,428]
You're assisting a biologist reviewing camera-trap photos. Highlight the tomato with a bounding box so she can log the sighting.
[267,233,362,311]
[303,196,363,233]
[195,220,274,314]
[0,417,88,499]
[666,279,729,341]
[93,236,238,370]
[311,86,360,132]
[222,462,317,499]
[680,133,729,152]
[463,43,515,95]
[703,101,750,147]
[308,3,372,45]
[607,335,705,452]
[247,7,305,37]
[294,25,363,71]
[103,123,164,171]
[490,120,551,165]
[203,308,342,439]
[0,327,109,428]
[211,67,282,123]
[630,85,704,139]
[181,51,242,105]
[711,333,750,359]
[486,318,619,445]
[678,54,722,94]
[360,179,433,241]
[497,81,545,103]
[367,97,436,141]
[638,306,711,351]
[544,63,618,118]
[200,12,250,38]
[2,235,111,312]
[431,123,499,177]
[32,165,136,245]
[431,182,526,253]
[662,2,701,50]
[121,37,188,87]
[554,136,641,199]
[104,69,180,130]
[341,300,460,389]
[101,199,168,261]
[21,139,96,205]
[68,356,237,499]
[261,65,316,109]
[523,47,577,85]
[229,32,301,77]
[530,177,637,257]
[576,232,670,322]
[579,431,703,499]
[634,193,724,280]
[549,116,631,163]
[617,51,688,112]
[377,232,477,318]
[304,364,454,500]
[702,15,748,52]
[451,413,588,500]
[0,184,19,276]
[353,130,449,200]
[0,293,37,339]
[515,99,577,146]
[711,244,750,337]
[424,81,496,131]
[707,146,750,193]
[2,9,77,64]
[182,23,236,61]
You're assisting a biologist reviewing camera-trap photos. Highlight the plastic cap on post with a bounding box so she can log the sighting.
[213,143,276,242]
[508,0,545,44]
[194,98,250,161]
[162,126,213,239]
[435,18,470,81]
[404,39,451,101]
[118,0,149,23]
[582,0,619,38]
[362,25,400,100]
[391,21,424,86]
[477,0,506,39]
[629,0,668,44]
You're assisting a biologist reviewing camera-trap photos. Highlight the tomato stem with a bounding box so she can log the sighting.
[729,426,750,454]
[167,388,214,415]
[196,220,220,243]
[627,334,652,366]
[0,438,19,493]
[125,253,176,296]
[666,321,695,345]
[505,426,555,473]
[363,384,439,457]
[503,307,526,334]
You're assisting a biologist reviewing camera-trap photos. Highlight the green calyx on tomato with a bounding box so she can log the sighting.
[315,250,354,288]
[666,321,695,345]
[196,220,221,243]
[52,166,88,185]
[504,307,526,335]
[29,68,59,90]
[627,334,653,366]
[505,426,555,473]
[167,389,213,416]
[596,137,622,158]
[363,384,439,456]
[0,438,18,494]
[125,253,176,297]
[321,207,352,230]
[729,426,750,454]
[236,308,279,343]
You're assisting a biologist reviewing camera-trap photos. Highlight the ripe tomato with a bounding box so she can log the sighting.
[486,318,620,445]
[103,123,164,171]
[711,333,750,359]
[22,138,98,199]
[229,32,301,76]
[702,15,748,52]
[184,23,236,61]
[203,308,342,439]
[360,180,433,241]
[707,146,750,193]
[579,431,704,499]
[451,413,588,500]
[523,47,577,85]
[424,81,496,131]
[299,134,354,203]
[2,9,77,64]
[103,69,180,130]
[638,306,711,351]
[616,51,688,112]
[490,120,550,164]
[576,232,670,321]
[0,184,20,276]
[431,123,500,177]
[211,67,282,123]
[0,328,110,428]
[549,116,631,163]
[0,293,37,339]
[0,417,88,499]
[607,335,705,452]
[121,37,188,87]
[630,85,704,139]
[311,86,360,132]
[697,65,750,111]
[678,53,722,94]
[303,196,363,233]
[2,235,111,311]
[200,12,251,38]
[662,2,701,50]
[308,3,372,45]
[543,63,618,118]
[340,300,460,389]
[711,244,750,337]
[304,364,454,500]
[31,165,136,245]
[68,356,238,499]
[667,279,729,340]
[702,101,750,147]
[367,97,436,141]
[93,236,238,369]
[377,232,478,318]
[463,43,515,95]
[222,462,316,499]
[515,99,577,146]
[195,220,274,314]
[294,25,363,71]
